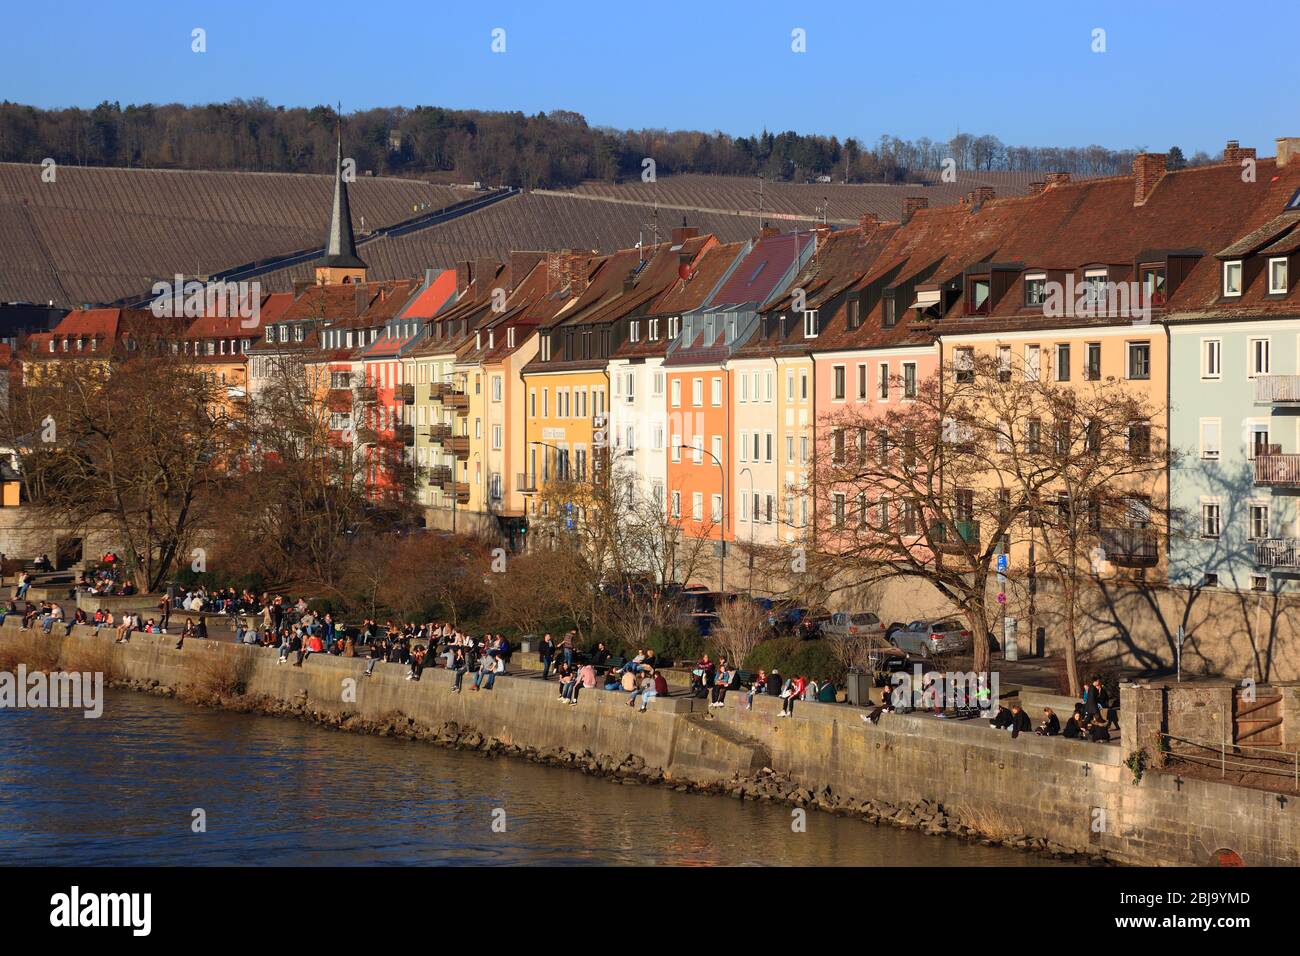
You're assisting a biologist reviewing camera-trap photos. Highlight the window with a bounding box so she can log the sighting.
[692,493,704,522]
[1127,423,1151,458]
[1249,502,1269,541]
[1248,337,1270,377]
[671,491,681,519]
[1083,269,1108,310]
[629,320,638,343]
[1025,418,1042,455]
[1024,273,1047,307]
[1201,339,1221,379]
[711,377,722,406]
[902,363,917,398]
[671,380,681,407]
[847,298,862,330]
[710,494,722,523]
[712,435,722,463]
[1269,258,1289,295]
[492,425,503,450]
[671,435,681,462]
[692,379,703,406]
[669,316,680,339]
[803,309,819,338]
[833,429,846,464]
[739,374,749,403]
[1140,265,1167,307]
[954,348,974,384]
[833,365,846,399]
[739,431,749,463]
[765,432,773,463]
[800,371,808,400]
[1201,500,1221,539]
[1223,260,1243,297]
[1083,342,1101,381]
[1024,344,1040,381]
[649,318,659,341]
[1202,573,1219,588]
[652,372,664,396]
[491,376,502,402]
[968,278,991,315]
[857,364,867,400]
[1248,422,1270,459]
[833,493,846,529]
[692,436,703,464]
[1252,575,1269,592]
[996,345,1011,382]
[1127,342,1151,380]
[1055,343,1071,382]
[882,295,897,328]
[1200,419,1221,460]
[878,364,889,400]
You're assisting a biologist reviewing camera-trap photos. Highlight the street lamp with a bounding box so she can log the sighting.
[680,443,725,593]
[740,465,755,594]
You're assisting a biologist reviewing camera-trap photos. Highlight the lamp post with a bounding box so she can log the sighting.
[680,443,725,593]
[740,465,755,594]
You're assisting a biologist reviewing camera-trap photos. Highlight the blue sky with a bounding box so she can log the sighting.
[4,0,1296,156]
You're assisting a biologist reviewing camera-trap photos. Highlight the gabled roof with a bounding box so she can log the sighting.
[711,231,813,308]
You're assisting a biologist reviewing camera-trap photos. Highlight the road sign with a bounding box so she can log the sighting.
[996,592,1006,604]
[996,553,1008,574]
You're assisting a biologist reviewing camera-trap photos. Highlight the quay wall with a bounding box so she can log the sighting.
[4,621,1296,867]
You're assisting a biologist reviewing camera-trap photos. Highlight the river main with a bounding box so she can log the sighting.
[0,691,1074,866]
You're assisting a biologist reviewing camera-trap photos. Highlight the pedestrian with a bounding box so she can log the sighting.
[539,633,555,680]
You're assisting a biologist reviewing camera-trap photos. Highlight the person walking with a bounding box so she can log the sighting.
[539,633,555,680]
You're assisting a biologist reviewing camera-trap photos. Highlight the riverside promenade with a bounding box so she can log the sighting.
[3,619,1298,866]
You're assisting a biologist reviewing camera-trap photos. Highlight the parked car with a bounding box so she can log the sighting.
[795,608,832,640]
[888,619,972,658]
[819,611,886,643]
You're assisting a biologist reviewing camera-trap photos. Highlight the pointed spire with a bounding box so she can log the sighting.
[320,116,366,271]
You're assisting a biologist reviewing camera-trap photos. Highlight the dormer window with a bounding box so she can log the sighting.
[882,294,897,328]
[967,278,991,315]
[846,297,862,330]
[265,327,274,342]
[475,332,482,349]
[803,309,819,338]
[507,327,516,349]
[488,331,494,349]
[278,326,288,343]
[1140,265,1167,307]
[1269,258,1289,295]
[1083,269,1108,309]
[649,318,659,340]
[629,320,639,343]
[541,334,552,362]
[1024,273,1047,307]
[1223,260,1243,297]
[294,326,304,343]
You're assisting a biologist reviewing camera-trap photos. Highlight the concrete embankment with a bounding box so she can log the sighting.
[3,621,1295,866]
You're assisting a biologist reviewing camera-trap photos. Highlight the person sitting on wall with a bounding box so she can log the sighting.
[861,686,896,726]
[1092,678,1120,730]
[710,658,733,708]
[450,647,470,693]
[990,704,1015,730]
[816,679,837,704]
[778,674,807,718]
[1035,708,1061,736]
[1008,703,1033,738]
[765,668,783,696]
[1087,712,1112,743]
[1062,704,1086,739]
[747,668,768,711]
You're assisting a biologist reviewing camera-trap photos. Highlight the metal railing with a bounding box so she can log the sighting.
[1254,450,1300,486]
[1254,374,1300,405]
[517,472,538,493]
[1255,538,1300,570]
[1099,526,1159,567]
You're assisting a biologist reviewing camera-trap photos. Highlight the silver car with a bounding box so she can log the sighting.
[820,611,885,642]
[889,619,972,659]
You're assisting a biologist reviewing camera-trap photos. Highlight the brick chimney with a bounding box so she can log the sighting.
[562,251,589,294]
[902,196,929,224]
[1276,137,1300,167]
[1044,172,1071,189]
[1029,181,1046,195]
[858,212,879,230]
[1132,153,1168,206]
[670,224,700,244]
[1223,140,1255,164]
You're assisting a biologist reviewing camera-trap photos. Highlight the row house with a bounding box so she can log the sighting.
[664,229,814,557]
[1166,138,1300,592]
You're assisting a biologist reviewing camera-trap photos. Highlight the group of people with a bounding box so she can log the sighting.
[1030,678,1120,743]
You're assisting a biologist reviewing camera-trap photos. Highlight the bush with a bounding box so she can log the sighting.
[646,626,709,667]
[743,637,843,684]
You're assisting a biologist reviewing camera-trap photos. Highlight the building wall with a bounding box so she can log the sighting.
[522,367,608,510]
[776,355,814,544]
[665,363,729,540]
[609,356,669,515]
[1170,318,1300,592]
[730,357,780,547]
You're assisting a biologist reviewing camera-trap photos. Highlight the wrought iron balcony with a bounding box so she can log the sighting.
[1254,447,1300,486]
[396,424,414,447]
[428,422,452,442]
[517,472,538,493]
[1255,538,1300,571]
[398,383,415,404]
[353,385,377,403]
[1099,526,1159,568]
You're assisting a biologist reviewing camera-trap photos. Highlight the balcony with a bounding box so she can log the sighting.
[517,472,538,493]
[428,464,452,485]
[325,388,353,412]
[444,391,469,412]
[1254,375,1300,405]
[448,434,470,458]
[353,385,377,404]
[428,423,452,443]
[1256,538,1300,572]
[931,519,980,553]
[396,424,414,447]
[398,383,415,405]
[452,481,470,504]
[1099,527,1159,568]
[1254,446,1300,486]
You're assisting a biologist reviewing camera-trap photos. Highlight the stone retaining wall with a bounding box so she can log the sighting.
[3,621,1295,866]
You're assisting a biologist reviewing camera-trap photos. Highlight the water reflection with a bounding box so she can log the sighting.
[0,692,1073,867]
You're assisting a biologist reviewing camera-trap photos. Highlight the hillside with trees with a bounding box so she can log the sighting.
[0,98,1202,189]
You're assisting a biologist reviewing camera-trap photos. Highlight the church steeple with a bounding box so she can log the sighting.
[315,118,367,286]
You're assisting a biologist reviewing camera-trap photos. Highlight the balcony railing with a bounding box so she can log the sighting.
[1099,526,1159,567]
[396,424,414,447]
[1256,538,1300,571]
[448,435,470,458]
[452,481,470,504]
[1255,375,1300,405]
[445,392,469,411]
[398,383,415,405]
[428,423,452,442]
[931,519,980,552]
[353,385,377,403]
[517,472,538,493]
[1254,448,1300,486]
[428,465,452,485]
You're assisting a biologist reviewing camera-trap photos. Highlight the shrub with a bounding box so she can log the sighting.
[743,637,843,684]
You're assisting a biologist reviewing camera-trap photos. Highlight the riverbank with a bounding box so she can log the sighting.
[2,621,1295,866]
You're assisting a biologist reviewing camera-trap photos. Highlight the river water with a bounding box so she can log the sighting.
[0,691,1070,866]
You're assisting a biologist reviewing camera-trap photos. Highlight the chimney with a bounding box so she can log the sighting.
[902,196,928,224]
[1029,181,1046,195]
[455,261,473,294]
[1132,152,1168,206]
[1276,137,1300,167]
[857,212,879,230]
[759,222,780,239]
[670,224,699,244]
[474,257,498,302]
[562,251,589,294]
[1223,140,1255,165]
[1044,172,1071,189]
